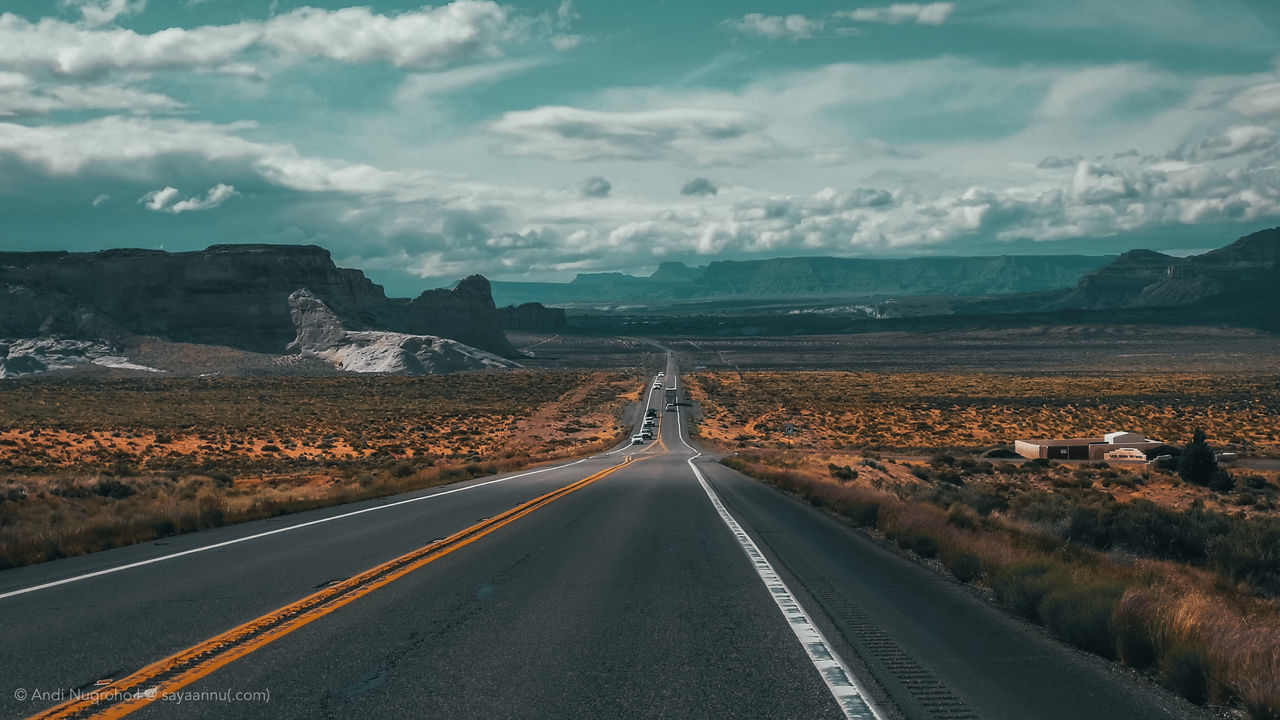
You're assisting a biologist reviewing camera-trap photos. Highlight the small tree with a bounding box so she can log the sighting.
[1178,429,1218,487]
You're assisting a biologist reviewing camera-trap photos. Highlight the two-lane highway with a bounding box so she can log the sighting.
[2,355,1202,719]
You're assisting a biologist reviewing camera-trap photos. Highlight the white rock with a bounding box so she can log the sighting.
[287,289,518,374]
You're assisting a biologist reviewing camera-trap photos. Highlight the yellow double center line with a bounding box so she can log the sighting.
[30,455,648,720]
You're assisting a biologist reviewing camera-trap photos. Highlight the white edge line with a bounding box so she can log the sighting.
[677,406,886,720]
[0,456,596,602]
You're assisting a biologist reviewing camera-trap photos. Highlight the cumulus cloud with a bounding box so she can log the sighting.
[260,4,510,68]
[139,186,180,212]
[680,177,718,196]
[0,1,535,77]
[173,183,238,213]
[838,3,956,26]
[139,183,238,213]
[723,13,824,40]
[580,175,611,198]
[62,0,147,27]
[490,106,774,164]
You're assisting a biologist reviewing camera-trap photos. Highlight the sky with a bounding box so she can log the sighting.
[1,0,1279,295]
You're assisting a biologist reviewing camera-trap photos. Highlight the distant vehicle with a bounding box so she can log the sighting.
[643,419,655,428]
[665,403,676,411]
[641,429,653,439]
[631,434,645,444]
[646,408,657,417]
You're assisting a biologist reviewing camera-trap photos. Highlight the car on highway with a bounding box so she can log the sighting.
[665,403,676,411]
[643,419,655,428]
[631,434,645,444]
[641,429,652,439]
[646,408,657,417]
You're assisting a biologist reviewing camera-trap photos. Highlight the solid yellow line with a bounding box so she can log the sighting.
[28,457,647,720]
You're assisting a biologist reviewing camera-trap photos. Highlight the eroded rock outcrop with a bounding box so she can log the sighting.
[287,290,517,374]
[0,338,162,379]
[0,245,518,357]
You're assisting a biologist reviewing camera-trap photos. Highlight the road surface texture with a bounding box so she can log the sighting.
[2,354,1203,720]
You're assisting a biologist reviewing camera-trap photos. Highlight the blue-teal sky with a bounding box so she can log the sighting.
[1,0,1279,294]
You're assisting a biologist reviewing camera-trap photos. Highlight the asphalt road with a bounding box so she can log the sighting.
[1,354,1203,720]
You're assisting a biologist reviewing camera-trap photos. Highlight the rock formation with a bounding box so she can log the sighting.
[287,290,518,374]
[0,245,518,357]
[497,302,567,331]
[1052,227,1279,310]
[0,338,161,379]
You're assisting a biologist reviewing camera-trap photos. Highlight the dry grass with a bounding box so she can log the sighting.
[703,369,1280,718]
[689,371,1280,456]
[723,444,1280,718]
[0,371,640,567]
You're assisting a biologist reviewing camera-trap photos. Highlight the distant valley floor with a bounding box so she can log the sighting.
[509,325,1280,374]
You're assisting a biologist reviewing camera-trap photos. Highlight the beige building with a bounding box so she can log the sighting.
[1015,431,1163,461]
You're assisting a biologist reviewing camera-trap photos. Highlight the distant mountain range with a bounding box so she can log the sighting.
[491,227,1280,332]
[1,227,1275,377]
[490,254,1117,307]
[957,227,1280,320]
[558,227,1280,336]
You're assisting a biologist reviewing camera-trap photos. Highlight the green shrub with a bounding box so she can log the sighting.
[887,527,939,558]
[1178,429,1218,487]
[828,463,858,482]
[1037,580,1128,659]
[990,558,1068,620]
[1206,517,1280,595]
[1112,593,1158,669]
[94,478,135,499]
[941,546,983,583]
[1160,639,1210,705]
[843,499,881,527]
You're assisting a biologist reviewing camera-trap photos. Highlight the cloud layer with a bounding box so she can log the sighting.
[0,1,558,78]
[724,3,955,40]
[490,106,774,163]
[0,1,1277,290]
